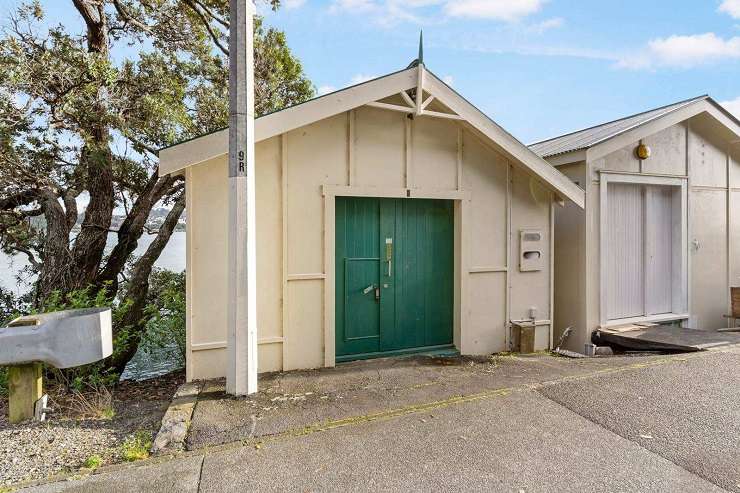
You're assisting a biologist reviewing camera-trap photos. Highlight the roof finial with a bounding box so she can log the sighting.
[418,30,424,65]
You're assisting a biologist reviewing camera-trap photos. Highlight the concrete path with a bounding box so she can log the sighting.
[20,350,740,492]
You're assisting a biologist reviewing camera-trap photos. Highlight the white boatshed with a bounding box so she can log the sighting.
[159,58,584,382]
[531,96,740,353]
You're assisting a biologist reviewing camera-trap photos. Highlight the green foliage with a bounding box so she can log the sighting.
[0,0,314,377]
[120,430,152,462]
[39,283,132,387]
[253,17,315,117]
[82,455,103,470]
[0,269,186,389]
[0,367,7,396]
[139,269,186,365]
[0,287,29,326]
[100,406,116,419]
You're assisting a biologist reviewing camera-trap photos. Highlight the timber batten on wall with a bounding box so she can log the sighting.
[166,63,584,378]
[181,107,560,378]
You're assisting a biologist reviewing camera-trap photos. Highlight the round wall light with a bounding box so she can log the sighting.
[636,143,651,160]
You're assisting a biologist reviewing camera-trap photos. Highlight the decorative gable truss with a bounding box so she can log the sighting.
[159,65,585,209]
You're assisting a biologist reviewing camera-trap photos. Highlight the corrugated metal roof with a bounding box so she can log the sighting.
[529,95,709,158]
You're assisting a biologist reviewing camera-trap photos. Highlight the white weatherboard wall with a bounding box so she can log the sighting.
[552,114,740,353]
[185,107,555,379]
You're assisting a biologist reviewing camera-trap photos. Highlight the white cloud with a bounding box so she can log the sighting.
[444,0,545,21]
[329,0,378,14]
[442,74,454,86]
[720,0,740,19]
[350,73,378,84]
[528,17,564,34]
[283,0,306,9]
[617,33,740,69]
[329,0,546,25]
[720,96,740,119]
[317,75,377,96]
[317,85,337,95]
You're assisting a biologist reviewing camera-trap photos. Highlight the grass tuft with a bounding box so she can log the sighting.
[100,406,116,420]
[82,455,103,470]
[121,430,152,462]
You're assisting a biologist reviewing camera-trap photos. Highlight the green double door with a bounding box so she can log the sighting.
[335,197,454,361]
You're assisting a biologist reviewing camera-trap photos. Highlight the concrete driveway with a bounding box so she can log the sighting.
[20,349,740,493]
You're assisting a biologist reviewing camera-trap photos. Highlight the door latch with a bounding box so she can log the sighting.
[362,285,381,301]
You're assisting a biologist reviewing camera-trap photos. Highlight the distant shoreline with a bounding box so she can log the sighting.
[0,231,186,293]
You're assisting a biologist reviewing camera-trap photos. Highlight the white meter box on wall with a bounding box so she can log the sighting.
[519,230,543,272]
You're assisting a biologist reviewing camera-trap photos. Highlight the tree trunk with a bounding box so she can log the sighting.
[37,191,73,303]
[109,193,186,373]
[98,173,177,293]
[68,0,115,291]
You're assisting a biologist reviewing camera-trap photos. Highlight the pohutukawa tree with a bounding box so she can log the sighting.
[0,0,313,372]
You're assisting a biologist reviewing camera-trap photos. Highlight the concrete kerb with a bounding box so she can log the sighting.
[11,349,726,492]
[151,381,203,454]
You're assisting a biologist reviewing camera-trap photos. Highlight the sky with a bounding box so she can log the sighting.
[2,0,739,144]
[256,0,740,143]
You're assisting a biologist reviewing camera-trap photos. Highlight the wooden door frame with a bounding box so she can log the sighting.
[322,185,471,367]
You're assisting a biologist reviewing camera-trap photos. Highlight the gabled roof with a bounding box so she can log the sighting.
[160,64,585,208]
[529,96,711,159]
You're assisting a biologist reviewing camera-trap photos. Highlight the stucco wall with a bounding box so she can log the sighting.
[186,108,555,379]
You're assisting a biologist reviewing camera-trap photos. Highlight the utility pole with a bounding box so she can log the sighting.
[227,0,257,395]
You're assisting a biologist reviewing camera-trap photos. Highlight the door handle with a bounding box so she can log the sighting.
[385,238,393,277]
[363,285,374,295]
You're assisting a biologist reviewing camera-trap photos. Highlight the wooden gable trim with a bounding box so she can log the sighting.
[160,68,418,176]
[159,66,585,208]
[422,69,585,208]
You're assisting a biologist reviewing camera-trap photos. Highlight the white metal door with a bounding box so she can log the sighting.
[645,186,674,315]
[606,183,644,320]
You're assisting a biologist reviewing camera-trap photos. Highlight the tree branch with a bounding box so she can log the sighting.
[0,190,40,211]
[98,169,178,290]
[181,0,228,56]
[187,0,229,28]
[112,0,152,32]
[62,190,79,232]
[11,246,41,270]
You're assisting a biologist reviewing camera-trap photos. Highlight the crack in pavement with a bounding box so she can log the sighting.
[195,455,205,493]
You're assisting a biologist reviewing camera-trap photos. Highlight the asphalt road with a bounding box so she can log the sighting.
[539,351,740,492]
[22,349,740,493]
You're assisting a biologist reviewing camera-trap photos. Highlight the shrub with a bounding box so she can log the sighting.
[139,270,186,365]
[39,284,131,389]
[0,269,186,391]
[0,286,28,326]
